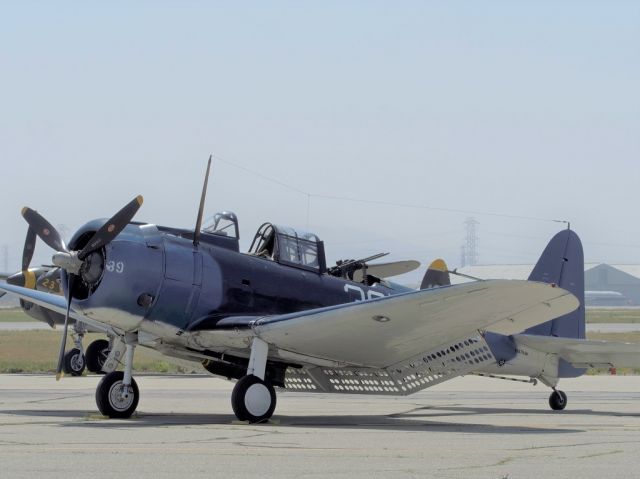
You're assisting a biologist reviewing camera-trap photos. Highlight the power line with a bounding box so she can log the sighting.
[214,156,309,196]
[213,154,570,225]
[312,193,568,224]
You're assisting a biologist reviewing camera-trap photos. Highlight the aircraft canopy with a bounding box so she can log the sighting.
[249,223,326,273]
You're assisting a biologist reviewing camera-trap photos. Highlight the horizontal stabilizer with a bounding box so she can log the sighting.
[514,333,640,368]
[352,260,420,282]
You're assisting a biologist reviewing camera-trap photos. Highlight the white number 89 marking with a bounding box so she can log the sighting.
[106,261,125,274]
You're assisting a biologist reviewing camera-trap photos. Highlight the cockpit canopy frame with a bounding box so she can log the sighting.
[249,222,326,273]
[203,211,239,239]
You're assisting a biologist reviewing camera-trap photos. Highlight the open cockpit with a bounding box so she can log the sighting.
[248,223,327,273]
[194,212,385,285]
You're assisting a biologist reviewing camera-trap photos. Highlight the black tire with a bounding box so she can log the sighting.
[96,371,139,418]
[86,339,110,373]
[231,375,276,423]
[549,390,568,411]
[63,348,85,376]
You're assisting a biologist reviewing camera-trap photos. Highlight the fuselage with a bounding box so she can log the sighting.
[68,222,404,334]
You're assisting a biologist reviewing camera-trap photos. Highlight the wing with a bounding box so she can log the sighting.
[514,333,640,368]
[253,280,578,369]
[352,260,421,282]
[0,282,113,334]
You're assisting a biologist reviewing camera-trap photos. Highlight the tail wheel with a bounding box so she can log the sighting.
[96,371,139,418]
[231,375,277,423]
[549,390,568,411]
[63,348,85,376]
[86,339,110,373]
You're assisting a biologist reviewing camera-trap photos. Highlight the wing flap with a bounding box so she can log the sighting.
[256,280,578,368]
[514,333,640,368]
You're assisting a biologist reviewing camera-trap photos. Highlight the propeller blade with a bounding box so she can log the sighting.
[6,270,37,289]
[21,208,67,253]
[78,195,143,260]
[22,227,37,271]
[55,274,75,381]
[5,228,39,288]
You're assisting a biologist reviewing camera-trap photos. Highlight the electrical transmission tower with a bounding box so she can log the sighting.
[462,217,479,266]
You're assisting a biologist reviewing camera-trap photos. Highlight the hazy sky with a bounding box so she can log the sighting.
[1,1,638,284]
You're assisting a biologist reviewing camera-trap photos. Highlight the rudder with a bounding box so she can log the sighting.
[525,229,585,339]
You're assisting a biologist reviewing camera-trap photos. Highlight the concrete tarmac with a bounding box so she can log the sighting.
[1,374,640,479]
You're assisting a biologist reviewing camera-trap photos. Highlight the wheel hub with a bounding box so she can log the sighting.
[108,381,135,411]
[244,383,271,417]
[70,353,84,371]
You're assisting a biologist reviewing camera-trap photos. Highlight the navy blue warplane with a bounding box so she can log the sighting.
[2,159,638,423]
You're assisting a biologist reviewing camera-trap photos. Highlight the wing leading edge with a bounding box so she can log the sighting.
[0,282,109,333]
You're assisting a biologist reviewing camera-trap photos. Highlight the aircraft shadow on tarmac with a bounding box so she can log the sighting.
[391,404,640,420]
[0,408,606,434]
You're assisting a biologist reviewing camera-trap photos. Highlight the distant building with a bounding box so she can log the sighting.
[451,263,640,306]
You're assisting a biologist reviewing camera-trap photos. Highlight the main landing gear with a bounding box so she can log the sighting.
[96,341,139,418]
[85,339,111,373]
[231,337,277,423]
[549,388,568,411]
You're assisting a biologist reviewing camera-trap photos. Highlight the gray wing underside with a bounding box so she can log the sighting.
[514,334,640,368]
[191,280,579,386]
[192,280,578,395]
[272,280,578,395]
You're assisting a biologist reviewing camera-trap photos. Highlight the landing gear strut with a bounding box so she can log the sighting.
[549,389,567,410]
[60,323,113,376]
[96,341,139,418]
[231,337,277,423]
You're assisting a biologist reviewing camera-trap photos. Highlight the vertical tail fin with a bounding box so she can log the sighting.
[525,229,585,339]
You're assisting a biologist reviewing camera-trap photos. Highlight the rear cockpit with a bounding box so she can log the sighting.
[204,216,381,284]
[248,223,327,273]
